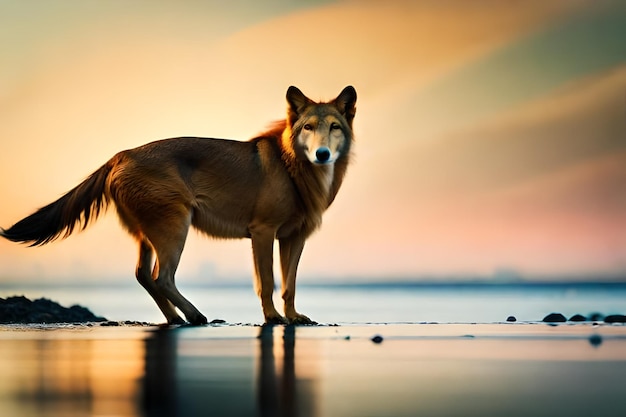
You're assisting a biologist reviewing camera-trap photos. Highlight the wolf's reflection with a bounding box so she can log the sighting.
[141,326,315,417]
[142,329,178,417]
[258,324,298,417]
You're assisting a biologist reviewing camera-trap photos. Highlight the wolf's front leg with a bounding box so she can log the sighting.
[279,235,317,325]
[251,226,287,324]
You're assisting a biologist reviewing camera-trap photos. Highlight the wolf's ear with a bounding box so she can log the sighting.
[333,86,357,125]
[286,86,313,116]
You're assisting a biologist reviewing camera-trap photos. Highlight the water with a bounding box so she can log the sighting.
[3,324,626,417]
[2,281,624,324]
[1,282,626,417]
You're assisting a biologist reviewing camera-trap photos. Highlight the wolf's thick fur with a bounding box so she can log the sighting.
[1,86,356,325]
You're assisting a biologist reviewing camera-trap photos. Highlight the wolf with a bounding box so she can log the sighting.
[1,86,357,325]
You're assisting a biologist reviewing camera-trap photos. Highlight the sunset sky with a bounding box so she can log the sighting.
[1,0,625,283]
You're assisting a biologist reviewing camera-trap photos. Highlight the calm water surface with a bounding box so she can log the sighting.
[1,282,625,324]
[2,282,626,416]
[1,324,625,417]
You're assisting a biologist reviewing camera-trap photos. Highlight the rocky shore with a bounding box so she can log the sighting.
[0,295,107,324]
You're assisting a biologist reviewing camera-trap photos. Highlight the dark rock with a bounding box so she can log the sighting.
[506,316,517,322]
[569,314,587,322]
[123,320,152,326]
[371,335,383,344]
[0,296,106,324]
[542,313,567,323]
[589,334,602,347]
[589,312,604,322]
[210,319,227,324]
[604,314,626,324]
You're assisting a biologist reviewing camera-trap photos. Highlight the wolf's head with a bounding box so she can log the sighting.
[284,86,357,165]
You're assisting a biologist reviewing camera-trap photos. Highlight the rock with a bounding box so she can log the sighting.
[0,296,107,324]
[506,316,517,322]
[542,313,567,323]
[604,314,626,324]
[569,314,587,322]
[589,334,602,347]
[123,320,152,326]
[589,312,604,322]
[371,335,384,344]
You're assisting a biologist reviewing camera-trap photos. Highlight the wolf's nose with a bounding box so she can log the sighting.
[315,147,331,163]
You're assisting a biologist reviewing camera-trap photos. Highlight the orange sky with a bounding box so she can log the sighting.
[1,0,625,282]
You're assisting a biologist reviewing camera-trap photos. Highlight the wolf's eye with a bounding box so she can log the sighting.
[303,124,313,131]
[330,123,341,130]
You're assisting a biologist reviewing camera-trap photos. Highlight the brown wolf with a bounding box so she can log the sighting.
[1,86,357,325]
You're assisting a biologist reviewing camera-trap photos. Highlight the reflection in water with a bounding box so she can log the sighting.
[15,339,93,417]
[141,325,317,417]
[257,325,314,417]
[0,326,318,417]
[142,330,177,416]
[0,335,145,417]
[2,325,626,417]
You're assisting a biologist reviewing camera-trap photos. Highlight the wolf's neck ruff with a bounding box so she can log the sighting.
[281,151,336,234]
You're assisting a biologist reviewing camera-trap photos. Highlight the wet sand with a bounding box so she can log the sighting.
[1,323,625,417]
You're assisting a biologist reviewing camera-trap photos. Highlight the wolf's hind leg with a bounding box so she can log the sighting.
[135,239,185,325]
[149,215,208,325]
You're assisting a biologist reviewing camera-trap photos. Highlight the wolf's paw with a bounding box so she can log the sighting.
[187,313,208,326]
[288,313,318,326]
[265,314,288,325]
[167,316,187,325]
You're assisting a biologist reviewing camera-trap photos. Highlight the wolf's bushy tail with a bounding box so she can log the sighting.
[1,162,113,246]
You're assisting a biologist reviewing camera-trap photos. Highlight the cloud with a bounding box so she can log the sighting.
[210,0,583,97]
[409,66,626,195]
[323,66,626,277]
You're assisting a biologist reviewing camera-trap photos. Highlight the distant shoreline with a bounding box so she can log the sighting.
[1,279,625,290]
